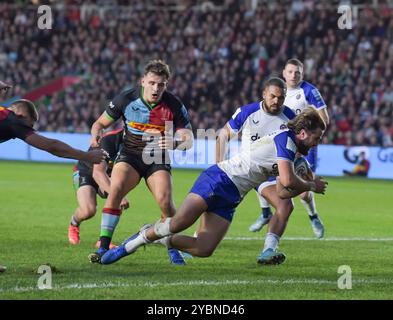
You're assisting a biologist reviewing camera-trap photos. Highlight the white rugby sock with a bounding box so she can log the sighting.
[256,192,270,208]
[70,215,80,227]
[153,236,171,248]
[125,230,149,253]
[263,233,280,252]
[301,192,318,217]
[153,218,173,237]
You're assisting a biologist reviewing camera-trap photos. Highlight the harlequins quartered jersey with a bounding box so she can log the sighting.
[104,87,191,155]
[0,106,35,143]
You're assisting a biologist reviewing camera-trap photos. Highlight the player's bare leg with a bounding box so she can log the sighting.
[69,186,97,245]
[89,162,140,263]
[100,193,211,264]
[146,170,185,264]
[300,190,324,238]
[169,211,230,258]
[249,189,273,232]
[146,170,176,219]
[257,185,293,265]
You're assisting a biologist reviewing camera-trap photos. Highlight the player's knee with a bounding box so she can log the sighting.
[195,246,215,258]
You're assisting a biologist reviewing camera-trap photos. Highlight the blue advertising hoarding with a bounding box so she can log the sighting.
[1,133,392,180]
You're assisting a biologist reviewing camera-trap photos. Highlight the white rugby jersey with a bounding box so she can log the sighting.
[228,101,296,152]
[284,81,327,115]
[218,129,297,197]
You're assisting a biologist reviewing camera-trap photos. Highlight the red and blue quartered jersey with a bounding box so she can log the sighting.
[0,106,35,143]
[104,87,191,154]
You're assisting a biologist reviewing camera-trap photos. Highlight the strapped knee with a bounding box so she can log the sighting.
[153,218,173,238]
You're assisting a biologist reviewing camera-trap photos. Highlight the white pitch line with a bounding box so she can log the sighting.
[2,278,393,294]
[224,237,393,241]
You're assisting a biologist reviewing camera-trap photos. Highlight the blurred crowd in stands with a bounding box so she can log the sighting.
[0,0,392,146]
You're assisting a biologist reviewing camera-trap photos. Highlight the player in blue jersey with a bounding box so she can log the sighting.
[250,59,330,238]
[214,77,299,263]
[99,108,327,266]
[88,60,193,265]
[215,78,296,237]
[216,77,296,161]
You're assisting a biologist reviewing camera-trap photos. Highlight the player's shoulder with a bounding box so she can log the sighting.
[236,102,261,118]
[300,81,326,106]
[282,105,296,120]
[300,81,320,93]
[162,90,185,109]
[273,129,297,153]
[273,128,296,141]
[240,101,260,113]
[111,87,140,107]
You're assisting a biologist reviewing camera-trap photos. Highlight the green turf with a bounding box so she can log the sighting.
[0,160,393,300]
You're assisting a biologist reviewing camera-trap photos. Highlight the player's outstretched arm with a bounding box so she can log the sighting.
[276,160,328,199]
[25,133,106,163]
[90,112,114,147]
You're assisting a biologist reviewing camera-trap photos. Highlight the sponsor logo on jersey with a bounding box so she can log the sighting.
[251,133,261,141]
[311,89,323,103]
[128,121,166,132]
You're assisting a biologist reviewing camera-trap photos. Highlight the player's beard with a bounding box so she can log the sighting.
[297,140,310,156]
[266,103,281,115]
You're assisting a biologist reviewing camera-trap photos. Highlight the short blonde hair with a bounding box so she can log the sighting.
[287,107,326,133]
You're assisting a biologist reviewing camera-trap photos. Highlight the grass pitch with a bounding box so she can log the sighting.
[0,160,393,300]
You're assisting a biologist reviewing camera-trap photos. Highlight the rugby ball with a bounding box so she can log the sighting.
[294,157,313,180]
